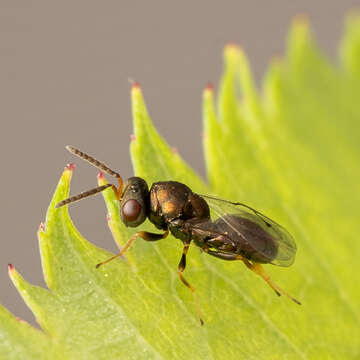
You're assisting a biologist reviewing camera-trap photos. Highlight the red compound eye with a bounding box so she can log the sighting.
[122,199,141,222]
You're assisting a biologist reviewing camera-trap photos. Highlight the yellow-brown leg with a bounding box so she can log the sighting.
[242,259,301,305]
[110,177,123,201]
[96,230,168,269]
[178,243,204,325]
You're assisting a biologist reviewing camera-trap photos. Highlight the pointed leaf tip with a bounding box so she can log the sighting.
[97,172,107,186]
[292,13,310,27]
[203,83,214,99]
[205,82,214,91]
[38,222,45,233]
[224,43,241,53]
[289,14,313,47]
[65,163,75,172]
[131,84,148,127]
[131,82,142,98]
[62,164,74,182]
[128,77,140,89]
[7,263,14,275]
[224,43,242,63]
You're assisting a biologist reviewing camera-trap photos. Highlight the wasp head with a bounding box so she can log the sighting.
[120,177,149,227]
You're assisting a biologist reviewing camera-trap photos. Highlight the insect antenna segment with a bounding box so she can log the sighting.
[66,146,122,179]
[55,146,123,208]
[55,184,112,208]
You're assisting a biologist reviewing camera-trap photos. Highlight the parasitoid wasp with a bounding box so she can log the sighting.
[56,145,301,325]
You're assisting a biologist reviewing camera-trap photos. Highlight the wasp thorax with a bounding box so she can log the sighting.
[120,177,149,227]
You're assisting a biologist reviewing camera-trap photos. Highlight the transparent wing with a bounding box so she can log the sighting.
[198,195,297,266]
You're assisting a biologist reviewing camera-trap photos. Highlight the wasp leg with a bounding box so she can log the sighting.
[96,230,168,269]
[204,249,243,261]
[178,244,204,325]
[242,259,301,305]
[109,178,123,201]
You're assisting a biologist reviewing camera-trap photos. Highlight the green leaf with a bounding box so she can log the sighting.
[1,16,360,359]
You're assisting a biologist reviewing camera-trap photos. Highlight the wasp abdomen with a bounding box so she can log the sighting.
[214,215,278,263]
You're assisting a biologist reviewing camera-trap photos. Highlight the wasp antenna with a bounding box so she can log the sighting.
[66,146,122,179]
[55,184,113,208]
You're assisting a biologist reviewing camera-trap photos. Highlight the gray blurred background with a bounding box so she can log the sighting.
[1,0,358,326]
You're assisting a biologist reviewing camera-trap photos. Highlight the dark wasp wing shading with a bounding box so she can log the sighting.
[194,195,297,266]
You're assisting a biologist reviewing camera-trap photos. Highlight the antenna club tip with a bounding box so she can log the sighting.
[65,163,75,172]
[95,263,101,269]
[65,145,76,153]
